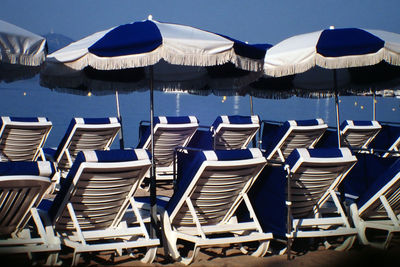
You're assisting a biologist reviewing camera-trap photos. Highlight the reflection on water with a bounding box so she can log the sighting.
[1,76,399,149]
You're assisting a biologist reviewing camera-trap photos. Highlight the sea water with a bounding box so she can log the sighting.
[1,75,399,149]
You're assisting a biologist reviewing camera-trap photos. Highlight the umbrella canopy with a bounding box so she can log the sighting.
[0,19,47,82]
[40,16,266,238]
[259,28,400,145]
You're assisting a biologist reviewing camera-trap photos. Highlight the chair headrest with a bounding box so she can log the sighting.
[0,161,56,177]
[1,116,50,128]
[201,148,264,162]
[283,118,325,128]
[70,117,120,126]
[286,147,356,171]
[154,116,198,125]
[340,120,381,130]
[212,115,259,129]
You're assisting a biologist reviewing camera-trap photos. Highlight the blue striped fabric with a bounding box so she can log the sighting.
[340,120,375,130]
[211,115,259,131]
[0,161,55,177]
[317,28,384,57]
[1,116,50,128]
[286,147,349,170]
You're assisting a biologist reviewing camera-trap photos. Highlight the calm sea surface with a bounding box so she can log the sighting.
[1,75,399,149]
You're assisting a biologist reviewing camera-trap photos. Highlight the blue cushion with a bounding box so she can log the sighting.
[340,120,378,130]
[0,161,55,177]
[356,158,400,208]
[52,117,119,161]
[340,153,397,200]
[48,149,150,221]
[263,119,325,156]
[167,148,263,215]
[370,124,400,151]
[137,116,198,148]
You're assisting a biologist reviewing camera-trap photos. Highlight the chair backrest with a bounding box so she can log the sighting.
[49,149,151,231]
[0,161,54,235]
[167,148,266,227]
[286,147,357,218]
[356,158,400,220]
[263,119,327,162]
[137,116,199,168]
[0,116,52,161]
[211,115,260,150]
[340,120,381,149]
[54,117,120,170]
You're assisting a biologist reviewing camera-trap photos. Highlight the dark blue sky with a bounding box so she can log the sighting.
[2,0,400,44]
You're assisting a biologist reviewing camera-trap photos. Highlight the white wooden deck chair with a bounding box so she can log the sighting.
[210,115,260,150]
[44,117,120,173]
[42,149,159,266]
[145,148,272,265]
[284,147,358,252]
[340,120,381,150]
[349,158,400,249]
[137,116,199,181]
[261,119,328,162]
[0,116,52,161]
[0,161,60,265]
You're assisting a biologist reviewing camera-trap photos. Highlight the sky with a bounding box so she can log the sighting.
[1,0,400,45]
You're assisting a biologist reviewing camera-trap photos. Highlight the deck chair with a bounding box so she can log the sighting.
[138,148,272,265]
[261,119,328,162]
[0,116,52,161]
[42,149,159,266]
[340,120,381,150]
[210,115,260,150]
[250,147,358,255]
[0,161,60,265]
[44,117,120,174]
[349,157,400,249]
[137,116,199,181]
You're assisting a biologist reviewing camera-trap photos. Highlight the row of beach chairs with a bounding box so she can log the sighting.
[0,115,399,265]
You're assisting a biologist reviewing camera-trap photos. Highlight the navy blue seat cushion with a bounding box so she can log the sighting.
[263,119,324,156]
[187,129,213,150]
[356,158,400,208]
[370,124,400,151]
[168,149,262,215]
[339,153,397,200]
[340,120,376,130]
[0,161,55,177]
[47,149,150,221]
[137,116,198,148]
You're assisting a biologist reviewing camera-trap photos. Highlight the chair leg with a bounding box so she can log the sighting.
[71,252,81,266]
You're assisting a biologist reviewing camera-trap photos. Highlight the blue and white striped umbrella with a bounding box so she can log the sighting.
[264,27,400,77]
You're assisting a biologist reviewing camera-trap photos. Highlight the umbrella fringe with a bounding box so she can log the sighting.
[0,51,46,66]
[264,47,400,77]
[59,47,263,72]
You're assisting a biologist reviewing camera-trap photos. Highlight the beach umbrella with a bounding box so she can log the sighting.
[40,16,265,238]
[259,27,400,259]
[0,19,47,82]
[262,27,400,147]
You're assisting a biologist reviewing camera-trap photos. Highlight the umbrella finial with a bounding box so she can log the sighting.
[148,14,153,21]
[329,25,335,30]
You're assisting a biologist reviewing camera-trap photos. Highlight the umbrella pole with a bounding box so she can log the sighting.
[250,95,254,115]
[373,90,376,120]
[333,70,342,147]
[115,90,124,149]
[149,66,158,238]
